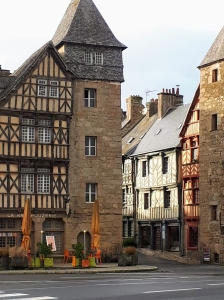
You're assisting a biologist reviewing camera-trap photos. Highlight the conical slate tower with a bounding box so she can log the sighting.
[52,0,126,81]
[199,26,224,67]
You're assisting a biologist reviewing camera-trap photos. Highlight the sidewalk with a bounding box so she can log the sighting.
[0,262,158,275]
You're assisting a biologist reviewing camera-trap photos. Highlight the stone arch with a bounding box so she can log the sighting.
[77,231,91,250]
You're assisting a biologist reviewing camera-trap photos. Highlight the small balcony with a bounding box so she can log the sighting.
[137,205,179,221]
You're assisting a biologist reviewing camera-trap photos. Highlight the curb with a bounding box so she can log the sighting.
[0,266,158,275]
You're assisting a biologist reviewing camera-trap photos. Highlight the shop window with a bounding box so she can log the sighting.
[42,219,63,254]
[0,219,23,248]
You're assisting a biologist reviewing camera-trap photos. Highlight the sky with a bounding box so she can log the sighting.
[0,0,223,110]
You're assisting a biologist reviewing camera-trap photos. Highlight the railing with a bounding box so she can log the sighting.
[137,205,179,220]
[122,204,133,217]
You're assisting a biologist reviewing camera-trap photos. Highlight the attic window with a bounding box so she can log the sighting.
[155,129,161,135]
[127,137,134,144]
[177,124,182,129]
[84,52,103,65]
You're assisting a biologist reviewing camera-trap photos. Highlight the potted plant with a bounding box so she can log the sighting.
[0,247,10,270]
[118,238,138,266]
[72,242,84,267]
[9,246,28,269]
[37,242,53,267]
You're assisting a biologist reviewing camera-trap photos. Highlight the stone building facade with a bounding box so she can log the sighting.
[198,26,224,264]
[0,0,125,257]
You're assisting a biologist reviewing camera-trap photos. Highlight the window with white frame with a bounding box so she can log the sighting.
[86,183,97,203]
[84,52,92,64]
[37,79,59,98]
[84,89,96,107]
[21,168,34,193]
[37,169,50,193]
[38,120,51,143]
[85,137,96,156]
[49,81,59,98]
[94,53,103,65]
[22,119,35,142]
[37,80,47,96]
[84,52,103,65]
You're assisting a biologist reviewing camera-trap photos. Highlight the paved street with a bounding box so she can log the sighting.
[1,253,224,299]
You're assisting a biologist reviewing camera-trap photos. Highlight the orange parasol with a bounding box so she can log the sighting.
[21,198,32,251]
[91,198,100,249]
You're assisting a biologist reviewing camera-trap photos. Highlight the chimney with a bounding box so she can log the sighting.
[126,95,144,122]
[157,87,183,119]
[0,65,11,76]
[146,98,158,118]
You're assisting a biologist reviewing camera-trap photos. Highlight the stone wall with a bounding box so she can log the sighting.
[199,60,224,264]
[66,79,123,252]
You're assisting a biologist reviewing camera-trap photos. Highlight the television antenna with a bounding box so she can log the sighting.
[145,89,156,104]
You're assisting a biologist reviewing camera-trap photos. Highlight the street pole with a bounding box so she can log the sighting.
[84,230,86,257]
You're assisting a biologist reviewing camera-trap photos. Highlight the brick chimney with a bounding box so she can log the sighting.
[157,87,183,119]
[0,65,11,76]
[126,95,144,122]
[146,98,158,118]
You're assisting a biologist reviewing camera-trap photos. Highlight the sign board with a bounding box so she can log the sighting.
[203,248,210,262]
[46,236,56,252]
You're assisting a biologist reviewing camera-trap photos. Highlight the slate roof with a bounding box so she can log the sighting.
[0,76,15,94]
[131,104,190,156]
[199,27,224,67]
[52,0,126,49]
[122,113,158,156]
[0,41,72,102]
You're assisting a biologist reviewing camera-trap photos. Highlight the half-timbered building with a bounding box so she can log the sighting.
[0,0,126,256]
[179,86,200,261]
[122,96,158,242]
[130,89,189,251]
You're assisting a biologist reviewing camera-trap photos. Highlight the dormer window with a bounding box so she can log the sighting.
[127,137,134,144]
[155,129,161,135]
[84,52,103,65]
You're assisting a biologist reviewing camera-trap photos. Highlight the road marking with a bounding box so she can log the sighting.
[208,283,224,286]
[143,288,202,294]
[8,296,58,300]
[0,293,28,298]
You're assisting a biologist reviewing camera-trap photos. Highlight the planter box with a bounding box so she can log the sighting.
[118,254,138,266]
[0,256,10,270]
[10,257,28,268]
[81,259,90,268]
[89,257,96,267]
[44,258,54,267]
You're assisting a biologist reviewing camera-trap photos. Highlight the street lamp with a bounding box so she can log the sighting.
[83,230,86,258]
[40,230,44,244]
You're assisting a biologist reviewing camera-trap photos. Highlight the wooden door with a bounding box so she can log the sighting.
[154,226,161,250]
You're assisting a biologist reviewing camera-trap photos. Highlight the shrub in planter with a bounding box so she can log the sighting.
[37,242,53,268]
[122,238,137,248]
[72,242,84,267]
[9,246,28,269]
[0,247,10,270]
